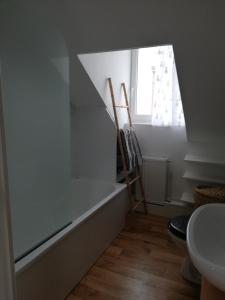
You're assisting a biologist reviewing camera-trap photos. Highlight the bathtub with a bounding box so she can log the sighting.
[15,178,128,300]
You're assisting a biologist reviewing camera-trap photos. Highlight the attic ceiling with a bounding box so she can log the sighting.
[4,0,225,142]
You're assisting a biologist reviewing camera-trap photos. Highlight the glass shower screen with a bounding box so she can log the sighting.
[0,3,73,261]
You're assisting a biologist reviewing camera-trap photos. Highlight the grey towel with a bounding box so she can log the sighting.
[120,129,132,171]
[130,128,143,166]
[119,127,143,171]
[125,128,136,169]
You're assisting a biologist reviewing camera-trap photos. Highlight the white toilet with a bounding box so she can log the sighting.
[168,215,201,284]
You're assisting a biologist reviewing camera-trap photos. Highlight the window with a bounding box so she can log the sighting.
[131,45,185,126]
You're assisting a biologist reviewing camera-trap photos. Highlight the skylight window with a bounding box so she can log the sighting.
[131,45,185,126]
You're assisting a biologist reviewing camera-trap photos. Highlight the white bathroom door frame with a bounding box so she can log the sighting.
[0,70,17,300]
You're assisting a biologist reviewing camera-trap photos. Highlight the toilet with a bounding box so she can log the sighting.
[168,215,201,284]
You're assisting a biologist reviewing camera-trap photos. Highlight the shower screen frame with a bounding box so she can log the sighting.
[0,72,17,300]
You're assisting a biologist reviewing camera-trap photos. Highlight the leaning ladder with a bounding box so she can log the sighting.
[108,77,148,214]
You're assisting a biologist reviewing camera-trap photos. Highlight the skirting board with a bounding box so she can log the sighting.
[135,201,194,218]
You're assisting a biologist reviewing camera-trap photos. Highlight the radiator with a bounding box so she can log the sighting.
[142,156,168,205]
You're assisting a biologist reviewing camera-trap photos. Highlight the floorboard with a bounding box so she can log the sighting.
[66,213,200,300]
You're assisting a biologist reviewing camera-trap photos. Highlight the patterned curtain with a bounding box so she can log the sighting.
[138,46,185,126]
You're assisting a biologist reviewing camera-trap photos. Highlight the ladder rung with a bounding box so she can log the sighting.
[127,175,140,185]
[113,105,129,108]
[132,199,144,211]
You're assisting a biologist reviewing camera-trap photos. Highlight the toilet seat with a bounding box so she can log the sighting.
[168,215,190,241]
[168,214,201,284]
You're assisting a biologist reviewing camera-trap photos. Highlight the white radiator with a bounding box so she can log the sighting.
[142,156,168,205]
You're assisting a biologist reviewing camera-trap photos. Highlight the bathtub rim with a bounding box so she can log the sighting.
[15,181,126,275]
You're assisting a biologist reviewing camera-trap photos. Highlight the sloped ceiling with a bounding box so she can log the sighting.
[42,0,225,142]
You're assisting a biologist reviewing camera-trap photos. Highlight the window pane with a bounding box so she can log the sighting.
[136,48,158,115]
[134,45,185,127]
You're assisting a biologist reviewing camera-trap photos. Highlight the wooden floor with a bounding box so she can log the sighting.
[66,213,200,300]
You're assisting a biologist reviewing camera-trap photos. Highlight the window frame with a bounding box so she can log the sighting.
[130,46,185,127]
[130,49,152,124]
[130,49,152,125]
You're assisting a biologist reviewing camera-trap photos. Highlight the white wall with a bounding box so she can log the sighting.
[75,46,225,202]
[71,50,131,180]
[135,123,225,204]
[47,0,225,144]
[78,50,131,126]
[71,107,117,181]
[134,125,187,203]
[53,0,225,204]
[77,48,189,203]
[25,0,225,200]
[4,0,224,210]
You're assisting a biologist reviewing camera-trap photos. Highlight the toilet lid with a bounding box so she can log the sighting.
[168,215,190,241]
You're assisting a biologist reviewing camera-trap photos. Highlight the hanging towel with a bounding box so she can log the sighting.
[125,128,136,169]
[119,127,143,171]
[119,129,132,171]
[130,128,143,166]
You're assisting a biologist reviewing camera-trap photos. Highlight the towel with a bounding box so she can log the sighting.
[118,127,143,172]
[120,129,133,171]
[130,127,143,166]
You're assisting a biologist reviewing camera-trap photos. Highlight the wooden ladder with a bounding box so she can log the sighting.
[108,77,148,214]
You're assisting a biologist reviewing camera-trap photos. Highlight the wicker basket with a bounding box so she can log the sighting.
[194,185,225,208]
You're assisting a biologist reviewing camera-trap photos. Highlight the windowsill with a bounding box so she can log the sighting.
[132,122,153,126]
[132,122,185,128]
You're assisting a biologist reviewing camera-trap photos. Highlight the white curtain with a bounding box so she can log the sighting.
[150,46,185,127]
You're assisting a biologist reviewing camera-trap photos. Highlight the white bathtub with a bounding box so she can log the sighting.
[15,178,128,300]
